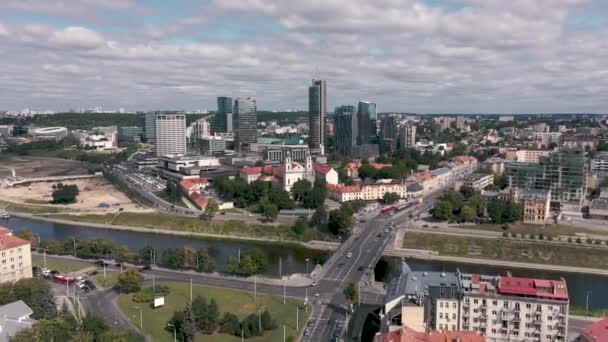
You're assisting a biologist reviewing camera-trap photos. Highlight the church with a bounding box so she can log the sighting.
[239,151,315,192]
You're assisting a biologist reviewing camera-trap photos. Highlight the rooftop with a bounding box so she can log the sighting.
[178,177,209,191]
[374,326,486,342]
[0,300,35,341]
[579,318,608,342]
[313,163,333,175]
[0,234,30,250]
[590,198,608,210]
[431,167,451,176]
[498,276,568,301]
[385,263,460,304]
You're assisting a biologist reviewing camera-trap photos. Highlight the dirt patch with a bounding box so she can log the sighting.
[2,177,154,214]
[0,156,88,179]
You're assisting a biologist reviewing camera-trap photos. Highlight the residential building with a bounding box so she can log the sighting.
[144,112,156,142]
[357,101,377,145]
[380,116,399,153]
[155,113,186,156]
[400,123,416,149]
[499,115,514,122]
[0,300,36,341]
[456,115,465,130]
[334,105,358,156]
[192,119,211,139]
[345,161,392,178]
[431,168,452,188]
[589,198,608,220]
[234,97,258,148]
[482,158,511,176]
[531,132,562,148]
[178,177,210,210]
[437,117,455,131]
[442,156,479,179]
[213,96,233,133]
[590,152,608,179]
[118,126,143,143]
[463,174,494,191]
[326,180,417,203]
[313,164,339,185]
[352,144,380,159]
[506,149,586,211]
[199,136,227,156]
[0,125,13,137]
[0,227,32,283]
[239,152,315,192]
[373,326,486,342]
[408,171,439,193]
[505,149,552,163]
[516,189,551,225]
[578,317,608,342]
[309,79,327,149]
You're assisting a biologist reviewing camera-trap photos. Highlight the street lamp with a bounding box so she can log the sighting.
[305,258,310,274]
[167,323,176,342]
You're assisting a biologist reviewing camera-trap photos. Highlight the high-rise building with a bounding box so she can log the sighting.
[213,97,233,133]
[456,115,465,130]
[379,116,398,153]
[399,122,416,149]
[155,113,186,156]
[506,149,586,211]
[144,112,157,142]
[234,97,257,147]
[357,101,377,145]
[334,105,358,156]
[118,126,143,143]
[308,79,327,150]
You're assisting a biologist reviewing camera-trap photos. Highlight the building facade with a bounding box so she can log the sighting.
[308,79,327,149]
[118,126,143,143]
[380,116,398,153]
[400,123,416,149]
[357,101,377,145]
[334,105,358,156]
[155,113,186,156]
[199,136,227,156]
[144,112,156,142]
[0,227,32,283]
[214,96,233,133]
[234,97,257,148]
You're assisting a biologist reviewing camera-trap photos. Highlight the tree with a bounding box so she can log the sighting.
[260,198,279,222]
[268,186,294,210]
[51,183,79,204]
[192,296,219,334]
[343,282,358,305]
[167,310,185,341]
[382,192,400,204]
[182,304,197,342]
[138,245,155,266]
[261,309,277,330]
[239,255,258,275]
[204,199,219,218]
[116,245,131,263]
[219,313,239,335]
[433,200,454,221]
[161,248,185,269]
[17,229,37,247]
[291,179,312,202]
[226,256,240,274]
[328,208,353,236]
[459,186,476,199]
[115,269,143,293]
[81,315,109,340]
[357,164,377,179]
[196,248,216,273]
[0,278,57,319]
[459,205,477,222]
[310,206,328,227]
[292,217,308,236]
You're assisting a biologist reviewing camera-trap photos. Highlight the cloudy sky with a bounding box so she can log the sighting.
[0,0,607,113]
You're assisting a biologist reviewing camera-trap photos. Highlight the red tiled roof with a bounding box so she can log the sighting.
[178,177,208,192]
[370,163,392,170]
[579,318,608,342]
[414,171,436,181]
[240,166,263,175]
[0,234,30,250]
[189,192,208,209]
[428,331,486,342]
[374,327,486,342]
[498,276,568,301]
[326,183,362,194]
[0,226,11,236]
[313,163,333,175]
[346,162,361,170]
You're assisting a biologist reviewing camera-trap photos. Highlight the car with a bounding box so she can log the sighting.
[314,293,319,297]
[336,321,343,328]
[307,320,315,327]
[376,233,382,238]
[81,286,90,293]
[311,281,318,287]
[338,263,345,268]
[359,219,366,223]
[139,265,152,272]
[346,252,352,258]
[76,281,86,289]
[50,270,60,276]
[84,280,97,290]
[304,328,311,336]
[358,265,365,271]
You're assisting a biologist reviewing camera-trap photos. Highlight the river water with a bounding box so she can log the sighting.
[2,217,606,309]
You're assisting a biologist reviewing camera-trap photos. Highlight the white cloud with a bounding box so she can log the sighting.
[49,26,105,49]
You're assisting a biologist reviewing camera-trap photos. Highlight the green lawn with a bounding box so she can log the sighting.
[570,306,608,318]
[402,232,608,269]
[0,200,76,215]
[32,255,91,273]
[46,213,116,224]
[117,282,309,342]
[455,223,608,236]
[90,271,120,289]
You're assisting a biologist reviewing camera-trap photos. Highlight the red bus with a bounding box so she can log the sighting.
[381,205,395,214]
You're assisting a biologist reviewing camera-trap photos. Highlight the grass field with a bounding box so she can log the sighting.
[0,199,76,215]
[32,255,91,273]
[570,306,608,318]
[117,282,309,342]
[90,271,119,289]
[455,223,608,236]
[402,232,608,269]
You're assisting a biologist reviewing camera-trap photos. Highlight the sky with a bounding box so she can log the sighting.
[0,0,607,113]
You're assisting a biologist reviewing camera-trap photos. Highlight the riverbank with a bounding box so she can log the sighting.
[9,211,338,250]
[391,230,608,276]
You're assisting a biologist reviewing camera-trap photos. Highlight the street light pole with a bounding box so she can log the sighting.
[586,291,591,316]
[305,258,309,274]
[167,324,176,342]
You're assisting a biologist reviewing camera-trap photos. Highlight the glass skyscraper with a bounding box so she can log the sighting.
[357,101,377,145]
[308,79,327,150]
[234,97,257,147]
[334,105,358,156]
[213,96,233,133]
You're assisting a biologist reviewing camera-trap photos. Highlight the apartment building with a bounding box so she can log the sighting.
[505,150,552,163]
[326,180,420,203]
[0,227,32,283]
[462,174,494,191]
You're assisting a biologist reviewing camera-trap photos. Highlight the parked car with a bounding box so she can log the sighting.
[84,280,97,291]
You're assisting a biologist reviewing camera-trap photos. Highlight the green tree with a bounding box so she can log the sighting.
[292,217,308,236]
[196,248,216,273]
[260,199,279,222]
[182,304,197,342]
[138,245,155,265]
[291,179,312,202]
[343,282,358,305]
[115,269,143,293]
[328,208,353,236]
[433,201,454,221]
[17,229,37,247]
[261,309,277,330]
[382,192,400,204]
[268,186,294,210]
[204,199,219,218]
[310,205,328,227]
[161,248,185,269]
[116,245,131,263]
[239,256,258,275]
[226,256,239,274]
[357,164,377,179]
[219,313,239,335]
[0,278,57,319]
[459,186,476,199]
[459,205,477,222]
[81,315,109,340]
[167,310,185,341]
[51,183,79,204]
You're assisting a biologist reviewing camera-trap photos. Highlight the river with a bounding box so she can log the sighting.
[1,217,328,277]
[2,216,607,309]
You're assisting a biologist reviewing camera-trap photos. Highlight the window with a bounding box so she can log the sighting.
[452,325,456,331]
[440,302,444,308]
[452,313,456,319]
[453,303,457,309]
[526,314,530,319]
[493,300,498,306]
[526,304,532,309]
[474,299,478,304]
[474,309,478,313]
[503,302,509,308]
[548,316,553,321]
[525,333,530,337]
[440,313,444,319]
[492,310,497,315]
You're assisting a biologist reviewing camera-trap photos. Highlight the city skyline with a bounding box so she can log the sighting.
[1,1,608,113]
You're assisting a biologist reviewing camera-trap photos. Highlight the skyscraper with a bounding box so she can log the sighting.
[357,101,377,145]
[144,112,157,142]
[213,97,233,133]
[379,116,398,153]
[334,105,358,156]
[234,97,257,147]
[400,122,416,149]
[308,79,327,150]
[155,113,186,156]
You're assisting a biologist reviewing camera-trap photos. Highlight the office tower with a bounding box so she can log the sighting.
[144,112,157,142]
[334,105,358,156]
[118,126,143,143]
[400,122,416,149]
[155,113,186,156]
[506,149,585,211]
[214,97,233,133]
[308,79,327,149]
[234,97,257,147]
[357,101,377,145]
[200,136,227,156]
[379,116,398,153]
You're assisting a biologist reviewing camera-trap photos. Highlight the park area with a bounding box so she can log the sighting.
[402,232,608,269]
[117,282,309,342]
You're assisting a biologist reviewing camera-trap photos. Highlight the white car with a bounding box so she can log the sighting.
[76,281,86,289]
[346,252,352,258]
